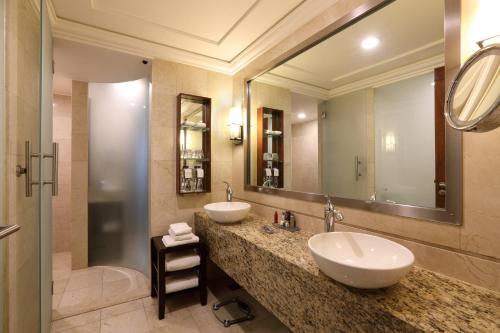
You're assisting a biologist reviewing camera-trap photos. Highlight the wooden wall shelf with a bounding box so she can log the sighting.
[176,93,211,195]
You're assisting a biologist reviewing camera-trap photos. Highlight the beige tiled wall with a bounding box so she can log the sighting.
[4,0,42,332]
[291,120,319,193]
[71,81,88,270]
[53,94,72,253]
[232,0,500,292]
[149,59,233,237]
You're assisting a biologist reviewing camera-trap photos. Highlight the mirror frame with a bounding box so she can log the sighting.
[244,0,463,225]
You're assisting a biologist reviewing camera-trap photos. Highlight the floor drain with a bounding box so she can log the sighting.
[212,297,255,327]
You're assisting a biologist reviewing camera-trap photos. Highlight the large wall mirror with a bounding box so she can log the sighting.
[245,0,462,224]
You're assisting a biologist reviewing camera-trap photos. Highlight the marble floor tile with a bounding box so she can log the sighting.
[51,310,101,333]
[54,278,69,294]
[65,270,103,291]
[101,299,144,320]
[54,321,101,333]
[58,284,103,309]
[101,308,150,333]
[53,293,64,310]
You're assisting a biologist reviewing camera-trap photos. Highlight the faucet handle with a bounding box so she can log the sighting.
[324,194,334,209]
[334,209,344,222]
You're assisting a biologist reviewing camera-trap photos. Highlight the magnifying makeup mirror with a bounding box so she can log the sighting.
[445,43,500,132]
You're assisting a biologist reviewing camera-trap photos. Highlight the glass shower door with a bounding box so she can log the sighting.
[88,78,149,275]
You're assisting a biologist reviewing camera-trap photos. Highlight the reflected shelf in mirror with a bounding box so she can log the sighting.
[181,124,211,132]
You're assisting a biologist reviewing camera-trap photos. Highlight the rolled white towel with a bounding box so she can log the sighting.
[169,223,192,236]
[165,271,198,294]
[165,249,200,272]
[168,229,194,241]
[162,235,199,248]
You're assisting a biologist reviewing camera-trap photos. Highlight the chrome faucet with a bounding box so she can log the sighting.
[324,195,344,232]
[223,181,233,202]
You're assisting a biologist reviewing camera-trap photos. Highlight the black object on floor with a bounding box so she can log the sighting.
[212,297,255,327]
[150,236,208,320]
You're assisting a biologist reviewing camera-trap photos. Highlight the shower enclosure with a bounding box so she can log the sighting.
[88,78,149,275]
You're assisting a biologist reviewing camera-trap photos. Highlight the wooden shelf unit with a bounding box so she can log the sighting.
[176,93,211,195]
[257,107,284,188]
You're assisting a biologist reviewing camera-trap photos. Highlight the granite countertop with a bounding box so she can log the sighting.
[195,212,500,333]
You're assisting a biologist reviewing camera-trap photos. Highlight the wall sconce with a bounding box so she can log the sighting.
[229,106,243,145]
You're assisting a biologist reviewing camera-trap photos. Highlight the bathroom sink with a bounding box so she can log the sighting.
[203,202,251,223]
[308,232,414,289]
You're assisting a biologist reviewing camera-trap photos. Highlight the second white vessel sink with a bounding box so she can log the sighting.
[308,232,414,289]
[203,202,251,223]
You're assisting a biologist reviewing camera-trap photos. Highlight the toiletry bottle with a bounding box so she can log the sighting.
[274,211,278,224]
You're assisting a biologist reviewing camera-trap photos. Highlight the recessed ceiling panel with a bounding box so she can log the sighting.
[51,0,304,61]
[92,0,256,43]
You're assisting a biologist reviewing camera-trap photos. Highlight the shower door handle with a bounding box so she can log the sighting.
[354,155,362,181]
[42,142,59,196]
[0,224,20,240]
[16,141,40,197]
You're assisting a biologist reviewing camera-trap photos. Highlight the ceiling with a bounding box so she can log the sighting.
[257,0,445,99]
[53,38,151,95]
[48,0,338,74]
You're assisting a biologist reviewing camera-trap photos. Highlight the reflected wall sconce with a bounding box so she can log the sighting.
[229,106,243,145]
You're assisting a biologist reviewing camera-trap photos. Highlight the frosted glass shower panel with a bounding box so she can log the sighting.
[88,78,149,274]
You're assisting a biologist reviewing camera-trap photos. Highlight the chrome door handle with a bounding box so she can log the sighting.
[355,155,362,181]
[16,141,40,197]
[0,224,21,239]
[0,224,20,240]
[42,142,59,196]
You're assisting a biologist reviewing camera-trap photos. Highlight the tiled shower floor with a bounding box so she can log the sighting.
[52,252,150,320]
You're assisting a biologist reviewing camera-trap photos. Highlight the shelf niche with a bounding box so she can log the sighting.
[176,93,211,195]
[257,107,284,188]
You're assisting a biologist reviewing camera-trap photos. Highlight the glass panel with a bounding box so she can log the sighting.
[40,0,54,331]
[88,78,149,274]
[0,0,5,327]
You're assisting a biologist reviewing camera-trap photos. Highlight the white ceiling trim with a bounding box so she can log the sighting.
[51,17,234,73]
[47,0,338,75]
[89,0,260,46]
[328,54,444,97]
[256,74,330,100]
[329,39,444,83]
[256,54,444,100]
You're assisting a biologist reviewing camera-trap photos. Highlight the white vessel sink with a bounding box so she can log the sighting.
[203,202,251,223]
[308,232,414,289]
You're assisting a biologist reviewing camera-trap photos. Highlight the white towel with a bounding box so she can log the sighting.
[162,235,199,248]
[168,229,194,241]
[165,249,200,272]
[182,121,195,127]
[169,223,192,236]
[194,122,206,128]
[165,271,199,294]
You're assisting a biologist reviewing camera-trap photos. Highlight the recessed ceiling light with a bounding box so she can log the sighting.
[361,37,379,50]
[298,113,306,119]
